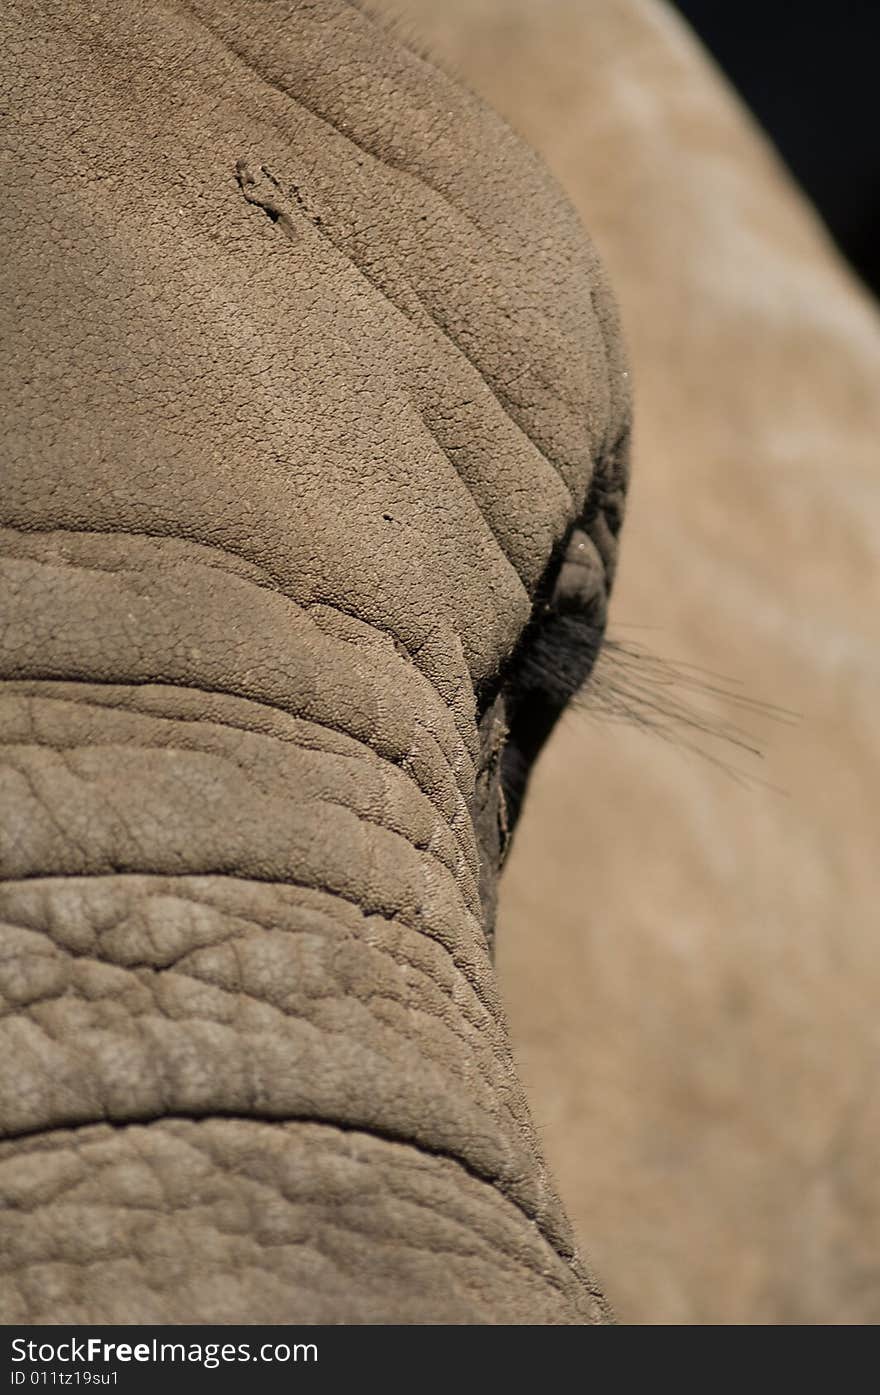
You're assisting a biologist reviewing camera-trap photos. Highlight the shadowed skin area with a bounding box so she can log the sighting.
[0,0,629,1321]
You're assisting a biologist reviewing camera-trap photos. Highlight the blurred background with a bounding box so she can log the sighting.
[671,0,879,294]
[392,0,880,1323]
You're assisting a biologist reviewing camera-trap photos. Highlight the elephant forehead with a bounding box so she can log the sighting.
[0,0,627,689]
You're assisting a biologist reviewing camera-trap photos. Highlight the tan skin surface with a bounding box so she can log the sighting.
[390,0,880,1324]
[0,0,629,1322]
[8,0,873,1328]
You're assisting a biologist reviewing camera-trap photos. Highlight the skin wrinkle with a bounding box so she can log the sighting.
[3,955,507,1119]
[1,670,474,841]
[0,181,563,697]
[247,140,581,505]
[1,0,627,1322]
[1,686,482,959]
[210,7,540,279]
[1,889,500,1039]
[194,0,613,483]
[3,735,476,910]
[0,1101,568,1261]
[0,1119,606,1320]
[6,466,526,717]
[1,872,497,1025]
[4,410,513,723]
[235,155,577,578]
[0,869,499,1041]
[2,732,482,938]
[1,870,577,1277]
[3,853,477,955]
[7,669,473,798]
[0,917,497,1039]
[1,524,284,592]
[2,679,480,885]
[2,537,481,762]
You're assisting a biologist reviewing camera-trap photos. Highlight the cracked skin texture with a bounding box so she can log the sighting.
[0,0,629,1322]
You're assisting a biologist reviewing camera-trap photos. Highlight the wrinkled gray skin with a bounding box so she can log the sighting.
[0,0,629,1323]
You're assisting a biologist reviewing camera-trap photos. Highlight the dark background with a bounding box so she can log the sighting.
[671,1,880,296]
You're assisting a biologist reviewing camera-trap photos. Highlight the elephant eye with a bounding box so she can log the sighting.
[493,523,609,841]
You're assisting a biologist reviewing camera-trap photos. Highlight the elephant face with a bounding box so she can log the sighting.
[0,0,629,1322]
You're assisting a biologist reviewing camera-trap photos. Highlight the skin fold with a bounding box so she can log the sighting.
[391,0,880,1324]
[0,1,629,1322]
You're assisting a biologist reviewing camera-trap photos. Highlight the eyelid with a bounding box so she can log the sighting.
[552,527,606,616]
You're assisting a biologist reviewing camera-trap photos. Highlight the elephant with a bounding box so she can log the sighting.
[0,0,631,1322]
